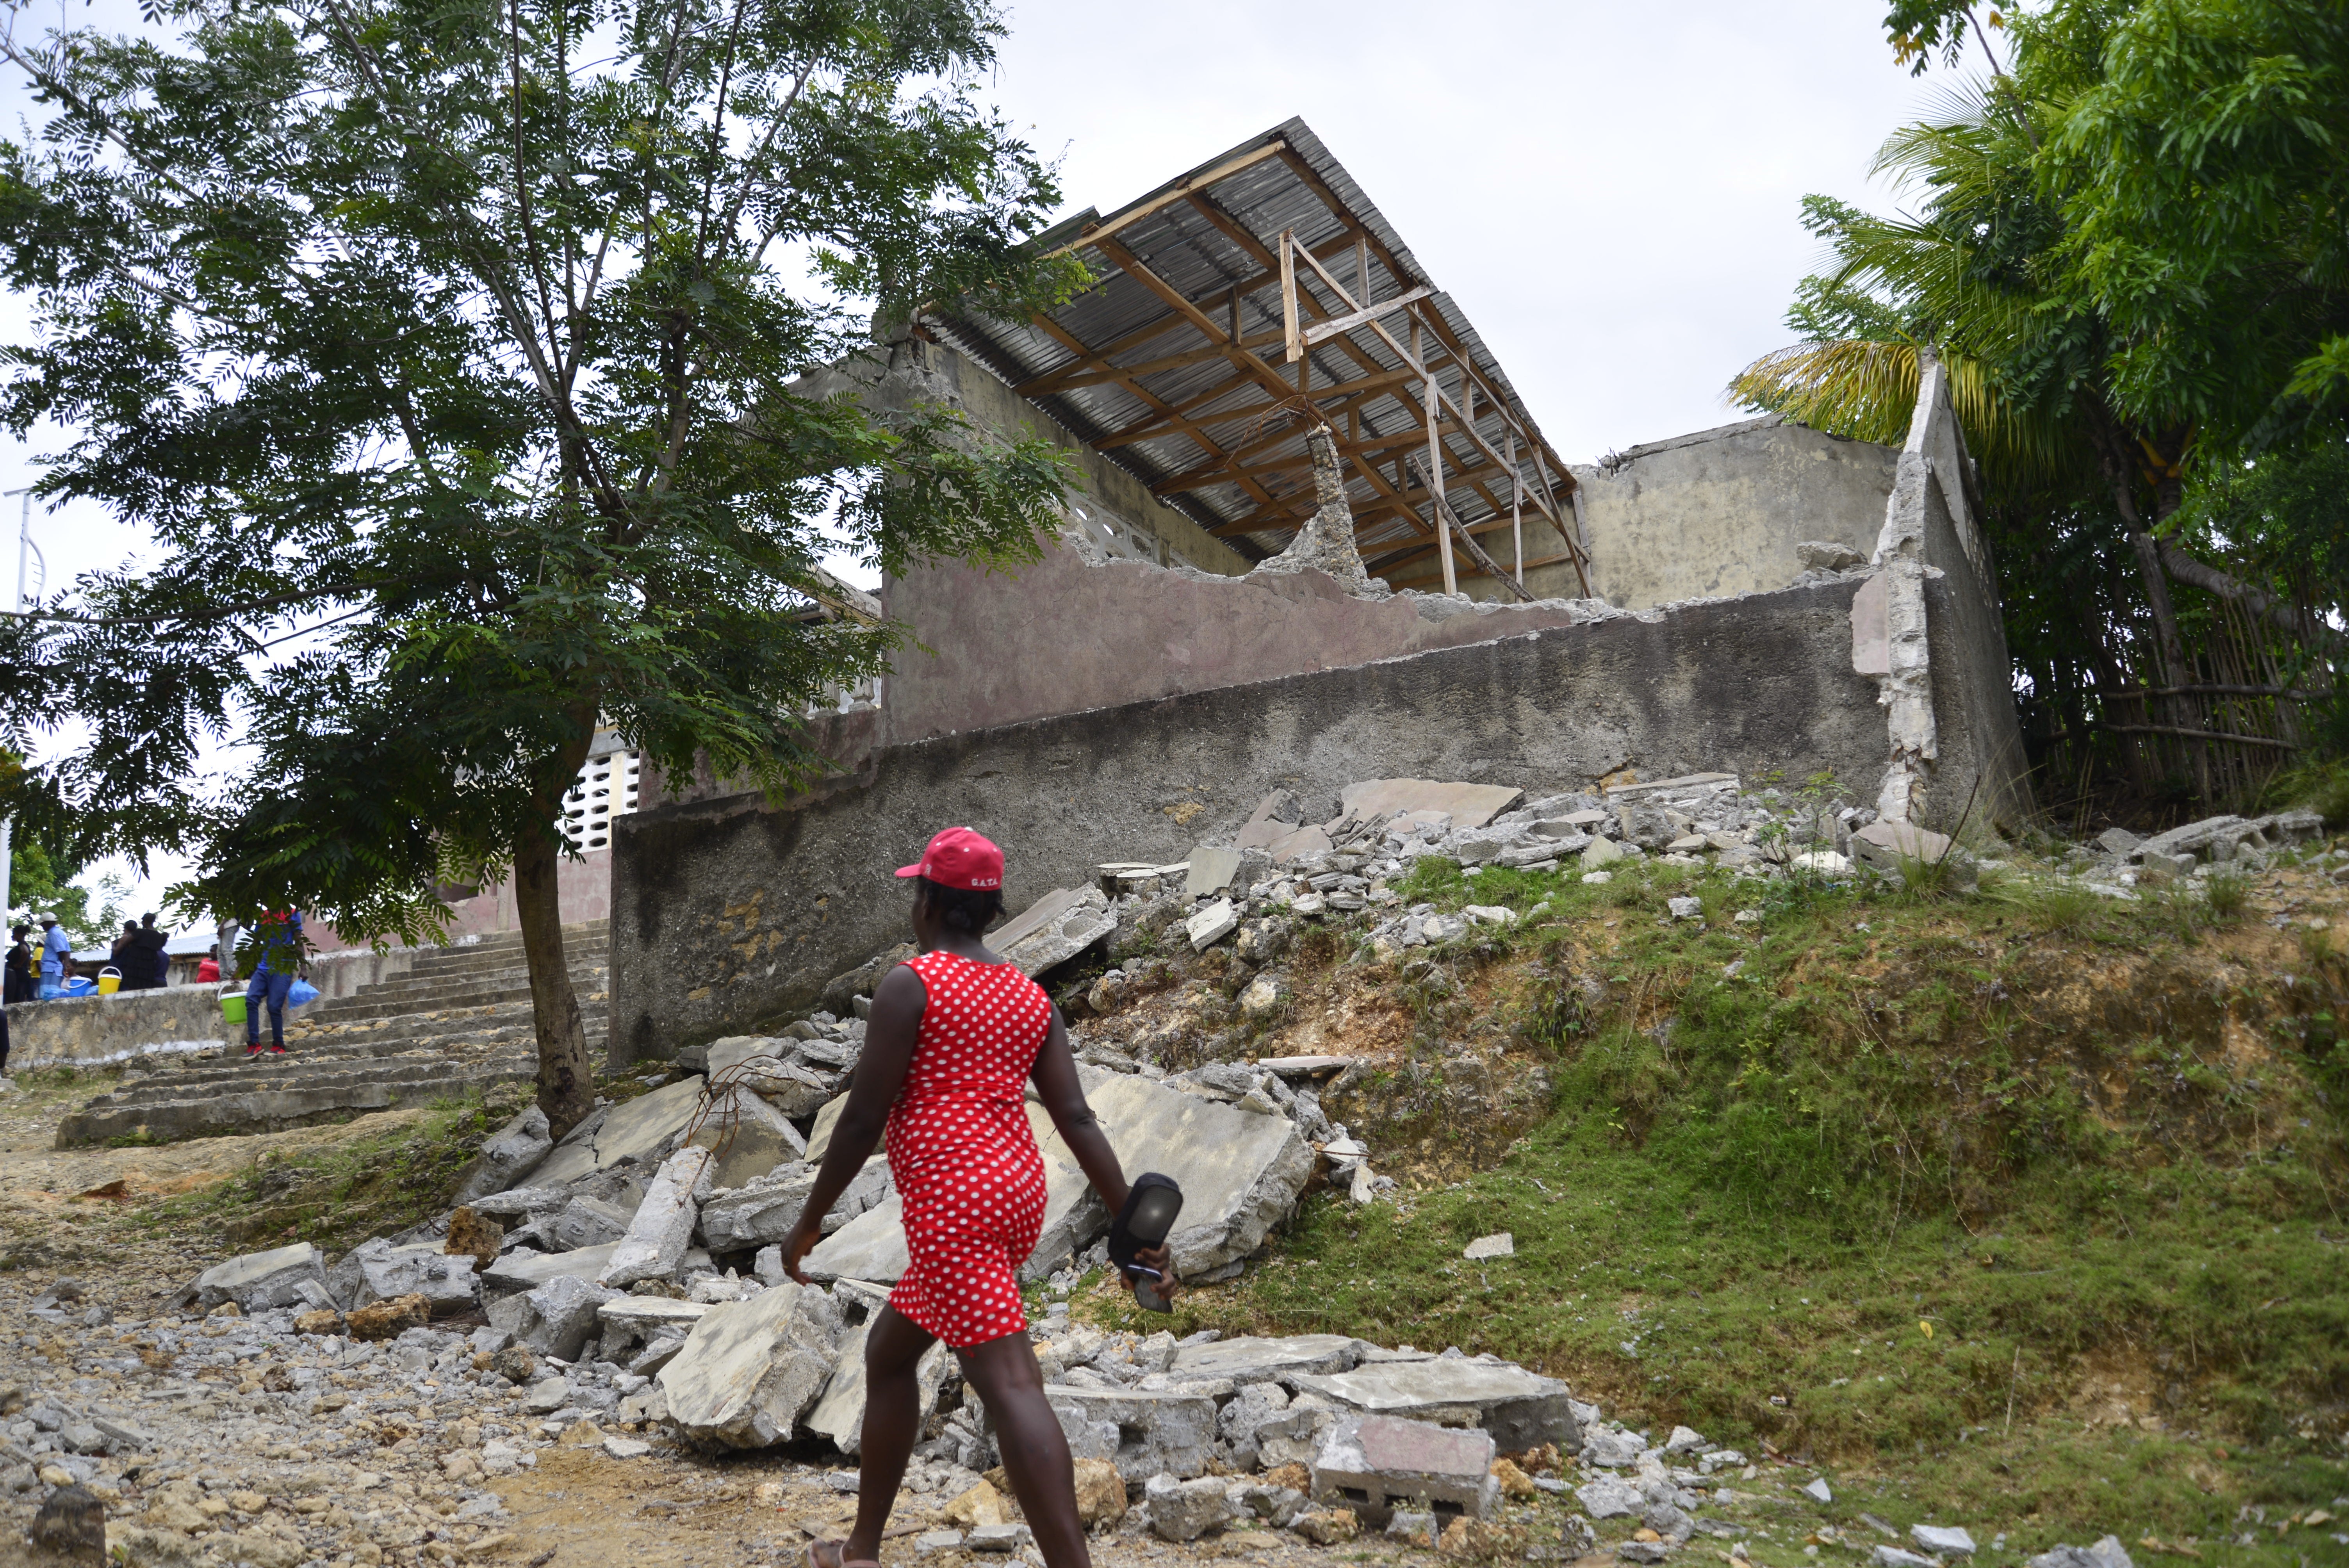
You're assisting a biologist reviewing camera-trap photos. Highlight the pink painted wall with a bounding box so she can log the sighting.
[879,543,1609,745]
[303,846,613,953]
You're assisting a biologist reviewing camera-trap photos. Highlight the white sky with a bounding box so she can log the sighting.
[6,0,1949,914]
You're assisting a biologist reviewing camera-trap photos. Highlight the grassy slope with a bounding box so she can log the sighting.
[1080,847,2349,1563]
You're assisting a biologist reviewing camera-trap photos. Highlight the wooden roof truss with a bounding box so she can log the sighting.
[932,123,1589,597]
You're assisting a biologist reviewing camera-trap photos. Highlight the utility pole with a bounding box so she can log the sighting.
[1,488,39,922]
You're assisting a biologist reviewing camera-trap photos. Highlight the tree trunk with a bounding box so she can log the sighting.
[513,716,600,1142]
[513,821,596,1142]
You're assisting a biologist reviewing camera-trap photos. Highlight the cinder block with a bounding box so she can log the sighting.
[1311,1413,1497,1529]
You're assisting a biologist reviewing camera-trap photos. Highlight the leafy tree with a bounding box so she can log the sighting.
[1747,0,2347,811]
[0,0,1083,1134]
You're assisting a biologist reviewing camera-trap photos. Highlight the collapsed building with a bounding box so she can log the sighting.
[610,118,2030,1066]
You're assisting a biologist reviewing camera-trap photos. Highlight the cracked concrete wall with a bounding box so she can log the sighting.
[608,579,1883,1067]
[1570,417,1899,610]
[1865,354,2032,833]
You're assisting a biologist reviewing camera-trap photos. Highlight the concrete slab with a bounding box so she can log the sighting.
[529,1075,707,1187]
[601,1147,713,1287]
[1045,1386,1216,1480]
[1339,780,1522,830]
[1602,772,1740,800]
[1168,1334,1363,1384]
[803,1323,951,1454]
[689,1082,808,1189]
[1186,846,1245,898]
[190,1243,328,1313]
[1288,1359,1579,1451]
[658,1281,847,1448]
[700,1165,819,1251]
[996,887,1117,977]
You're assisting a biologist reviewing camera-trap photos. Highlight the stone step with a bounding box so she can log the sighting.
[57,1057,540,1146]
[66,920,615,1148]
[307,969,608,1022]
[387,941,613,982]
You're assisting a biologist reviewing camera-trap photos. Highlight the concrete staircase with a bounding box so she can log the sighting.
[53,923,608,1148]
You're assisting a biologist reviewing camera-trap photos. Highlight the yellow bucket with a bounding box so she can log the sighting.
[97,966,122,996]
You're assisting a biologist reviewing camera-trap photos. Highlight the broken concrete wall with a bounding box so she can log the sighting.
[804,337,1250,579]
[610,580,1884,1065]
[1569,417,1898,611]
[1863,354,2032,834]
[879,543,1612,745]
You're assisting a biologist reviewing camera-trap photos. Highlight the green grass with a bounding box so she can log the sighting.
[131,1086,532,1254]
[1076,847,2349,1559]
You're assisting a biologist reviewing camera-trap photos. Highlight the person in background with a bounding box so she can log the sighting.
[110,920,140,987]
[195,945,221,984]
[244,907,304,1057]
[4,925,31,1005]
[125,913,169,991]
[36,913,70,1000]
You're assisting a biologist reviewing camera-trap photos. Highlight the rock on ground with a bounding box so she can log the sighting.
[657,1282,846,1448]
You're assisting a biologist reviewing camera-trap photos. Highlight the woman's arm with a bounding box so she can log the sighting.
[781,962,925,1282]
[1033,1009,1178,1293]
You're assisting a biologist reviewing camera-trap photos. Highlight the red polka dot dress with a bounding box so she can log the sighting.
[884,951,1053,1348]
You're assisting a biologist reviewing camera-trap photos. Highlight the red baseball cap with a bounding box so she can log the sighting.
[896,827,1004,891]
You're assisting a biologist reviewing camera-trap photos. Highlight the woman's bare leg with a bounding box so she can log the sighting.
[959,1329,1091,1568]
[829,1305,935,1565]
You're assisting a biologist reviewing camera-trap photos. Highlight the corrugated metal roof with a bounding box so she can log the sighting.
[933,118,1580,583]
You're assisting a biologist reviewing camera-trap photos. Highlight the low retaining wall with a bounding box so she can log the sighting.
[610,577,1887,1068]
[10,988,237,1072]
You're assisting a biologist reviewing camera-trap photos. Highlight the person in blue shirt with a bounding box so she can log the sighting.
[244,908,305,1057]
[36,914,71,1001]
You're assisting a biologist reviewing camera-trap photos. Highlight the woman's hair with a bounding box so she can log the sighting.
[916,876,1005,934]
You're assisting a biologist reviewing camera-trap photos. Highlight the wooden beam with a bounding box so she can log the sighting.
[1028,315,1284,512]
[1383,550,1576,592]
[1302,285,1433,347]
[1046,139,1289,259]
[1091,236,1305,413]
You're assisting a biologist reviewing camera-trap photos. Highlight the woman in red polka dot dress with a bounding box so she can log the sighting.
[784,827,1174,1568]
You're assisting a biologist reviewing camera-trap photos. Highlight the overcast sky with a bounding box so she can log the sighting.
[7,0,1949,914]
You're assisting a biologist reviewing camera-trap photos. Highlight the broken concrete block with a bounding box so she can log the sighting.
[1084,1073,1314,1278]
[994,886,1118,978]
[1261,823,1334,863]
[189,1243,328,1313]
[1340,780,1522,830]
[595,1296,709,1360]
[347,1241,481,1317]
[705,1039,836,1118]
[1144,1474,1235,1542]
[1663,1424,1706,1454]
[1914,1525,1978,1556]
[1576,1474,1641,1518]
[1047,1387,1217,1481]
[1171,1334,1363,1384]
[802,1322,952,1455]
[687,1083,807,1188]
[1186,846,1246,898]
[700,1165,820,1251]
[549,1195,634,1253]
[1462,1233,1513,1260]
[601,1147,715,1288]
[1804,1477,1834,1504]
[453,1105,554,1203]
[1583,837,1625,869]
[1850,819,1975,889]
[485,1242,618,1295]
[1312,1413,1496,1529]
[658,1281,846,1448]
[1289,1358,1579,1452]
[527,1074,708,1188]
[1185,898,1240,952]
[2025,1538,2134,1568]
[487,1274,622,1361]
